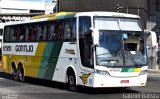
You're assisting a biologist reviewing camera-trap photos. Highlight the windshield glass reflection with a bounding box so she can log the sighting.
[96,30,147,67]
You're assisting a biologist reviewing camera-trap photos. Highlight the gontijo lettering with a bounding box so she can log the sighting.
[15,45,33,52]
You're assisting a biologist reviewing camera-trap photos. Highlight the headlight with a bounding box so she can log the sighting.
[139,70,148,75]
[94,69,110,76]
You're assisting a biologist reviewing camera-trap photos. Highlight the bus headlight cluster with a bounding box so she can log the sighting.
[139,70,148,75]
[94,70,110,76]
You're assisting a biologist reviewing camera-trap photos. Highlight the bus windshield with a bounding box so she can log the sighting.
[94,17,147,67]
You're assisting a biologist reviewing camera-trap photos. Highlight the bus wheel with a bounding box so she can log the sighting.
[68,71,77,92]
[12,68,18,80]
[17,67,25,82]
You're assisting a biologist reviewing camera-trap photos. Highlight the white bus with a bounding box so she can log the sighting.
[2,12,148,91]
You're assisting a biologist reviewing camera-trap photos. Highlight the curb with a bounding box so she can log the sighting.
[148,69,160,74]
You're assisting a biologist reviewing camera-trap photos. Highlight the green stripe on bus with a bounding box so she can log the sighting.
[44,41,63,80]
[121,68,134,72]
[38,42,54,79]
[127,68,134,72]
[121,68,129,72]
[56,15,66,20]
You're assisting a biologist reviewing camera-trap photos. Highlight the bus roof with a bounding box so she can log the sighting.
[32,11,140,19]
[4,12,76,26]
[4,11,140,26]
[75,11,140,18]
[31,12,76,19]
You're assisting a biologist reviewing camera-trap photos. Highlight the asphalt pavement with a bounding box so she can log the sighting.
[0,72,160,99]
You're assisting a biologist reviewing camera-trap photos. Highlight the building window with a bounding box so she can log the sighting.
[30,10,45,14]
[156,0,160,11]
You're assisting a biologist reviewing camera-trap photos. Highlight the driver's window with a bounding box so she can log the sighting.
[79,17,91,35]
[79,16,93,68]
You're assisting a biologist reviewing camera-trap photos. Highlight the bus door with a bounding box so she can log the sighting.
[78,16,94,69]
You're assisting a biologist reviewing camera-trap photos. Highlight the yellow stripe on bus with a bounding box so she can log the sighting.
[134,68,141,72]
[25,43,46,77]
[32,12,76,19]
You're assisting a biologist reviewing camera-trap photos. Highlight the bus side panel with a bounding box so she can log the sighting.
[2,55,12,74]
[37,41,63,80]
[2,42,46,78]
[25,42,46,78]
[37,42,54,79]
[52,42,80,83]
[2,53,27,75]
[43,41,63,80]
[52,42,95,86]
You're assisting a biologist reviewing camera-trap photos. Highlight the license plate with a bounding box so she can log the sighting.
[120,80,129,84]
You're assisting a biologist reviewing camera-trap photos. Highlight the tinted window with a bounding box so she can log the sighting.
[64,18,76,40]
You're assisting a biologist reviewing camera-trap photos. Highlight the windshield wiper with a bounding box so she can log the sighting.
[97,53,111,56]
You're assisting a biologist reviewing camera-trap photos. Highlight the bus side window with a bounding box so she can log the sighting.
[49,23,55,40]
[71,20,76,40]
[32,26,37,41]
[54,21,63,40]
[19,26,25,42]
[43,24,47,40]
[64,18,76,40]
[64,22,70,40]
[28,26,36,42]
[36,24,41,41]
[36,23,47,41]
[4,27,10,42]
[11,27,16,42]
[79,17,91,35]
[40,25,44,40]
[25,26,29,42]
[16,26,21,42]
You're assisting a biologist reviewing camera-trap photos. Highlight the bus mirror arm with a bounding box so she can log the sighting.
[91,44,98,49]
[90,27,99,46]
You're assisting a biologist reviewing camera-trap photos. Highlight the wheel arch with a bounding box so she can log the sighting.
[66,66,77,85]
[11,61,16,70]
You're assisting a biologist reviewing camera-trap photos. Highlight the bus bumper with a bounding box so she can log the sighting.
[92,74,147,88]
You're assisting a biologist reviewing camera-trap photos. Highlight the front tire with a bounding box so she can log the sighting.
[68,71,77,92]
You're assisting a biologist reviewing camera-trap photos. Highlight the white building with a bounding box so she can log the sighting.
[0,0,56,22]
[0,0,56,14]
[0,0,56,53]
